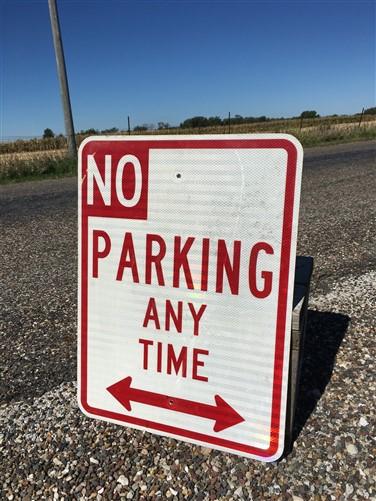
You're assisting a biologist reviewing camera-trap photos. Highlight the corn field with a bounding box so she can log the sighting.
[0,114,375,155]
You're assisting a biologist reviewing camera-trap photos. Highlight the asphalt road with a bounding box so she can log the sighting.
[0,140,375,500]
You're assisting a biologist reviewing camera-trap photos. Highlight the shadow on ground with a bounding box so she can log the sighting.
[292,309,350,442]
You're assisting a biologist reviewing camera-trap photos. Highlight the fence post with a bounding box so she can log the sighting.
[299,115,304,131]
[358,107,365,127]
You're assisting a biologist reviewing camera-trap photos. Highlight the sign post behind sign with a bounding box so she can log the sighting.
[78,134,303,461]
[284,255,313,455]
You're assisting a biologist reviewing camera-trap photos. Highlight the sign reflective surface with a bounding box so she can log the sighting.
[78,134,303,461]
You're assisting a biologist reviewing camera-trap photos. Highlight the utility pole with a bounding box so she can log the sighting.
[48,0,77,158]
[128,116,131,135]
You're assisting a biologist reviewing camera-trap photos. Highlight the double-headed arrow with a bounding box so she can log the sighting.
[107,376,244,432]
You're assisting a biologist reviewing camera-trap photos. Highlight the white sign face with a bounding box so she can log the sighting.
[78,134,303,461]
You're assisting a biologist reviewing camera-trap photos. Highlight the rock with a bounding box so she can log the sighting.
[200,447,211,456]
[358,417,368,427]
[234,486,243,497]
[117,475,129,486]
[182,486,189,496]
[346,484,354,496]
[346,443,358,456]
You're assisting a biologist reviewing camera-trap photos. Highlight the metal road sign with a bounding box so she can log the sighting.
[78,134,303,461]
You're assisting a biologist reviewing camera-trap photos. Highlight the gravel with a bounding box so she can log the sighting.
[0,141,375,499]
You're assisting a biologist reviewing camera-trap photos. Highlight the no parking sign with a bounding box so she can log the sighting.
[78,134,303,461]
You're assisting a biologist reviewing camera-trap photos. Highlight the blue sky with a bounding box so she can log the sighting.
[0,0,375,138]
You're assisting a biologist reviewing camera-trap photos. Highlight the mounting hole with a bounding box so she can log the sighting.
[176,173,181,179]
[169,399,174,406]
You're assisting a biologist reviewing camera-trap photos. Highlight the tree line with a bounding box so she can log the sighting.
[43,107,376,138]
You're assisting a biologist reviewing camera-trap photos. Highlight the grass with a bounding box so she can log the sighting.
[0,121,375,184]
[292,124,376,147]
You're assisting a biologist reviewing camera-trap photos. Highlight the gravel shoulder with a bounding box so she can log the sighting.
[0,141,375,499]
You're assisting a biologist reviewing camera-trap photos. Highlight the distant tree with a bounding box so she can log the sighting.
[207,116,222,126]
[79,128,98,135]
[158,122,170,130]
[101,127,119,134]
[243,116,256,123]
[43,128,55,138]
[300,110,319,119]
[180,116,210,128]
[133,125,148,132]
[364,107,376,115]
[232,115,244,125]
[180,114,273,129]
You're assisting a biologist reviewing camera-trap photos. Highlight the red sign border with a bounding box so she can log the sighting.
[78,136,299,460]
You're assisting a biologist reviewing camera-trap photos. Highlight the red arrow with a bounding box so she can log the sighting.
[107,376,245,432]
